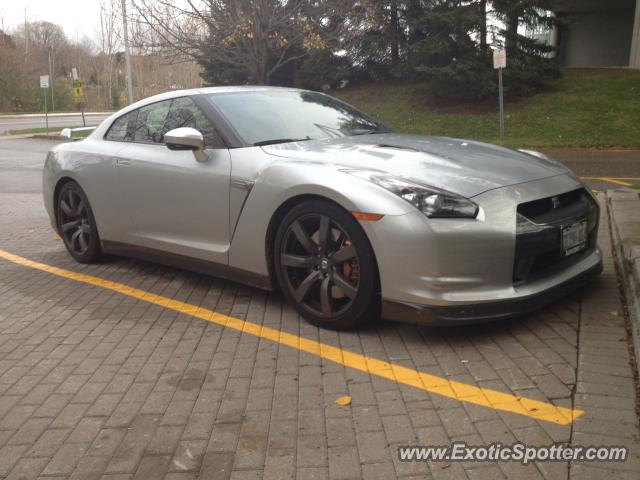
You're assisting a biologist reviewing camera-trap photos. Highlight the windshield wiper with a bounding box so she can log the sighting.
[254,137,310,146]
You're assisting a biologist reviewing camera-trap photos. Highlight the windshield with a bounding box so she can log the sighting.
[206,90,389,146]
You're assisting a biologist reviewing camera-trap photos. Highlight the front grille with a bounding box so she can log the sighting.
[518,188,586,224]
[513,188,598,284]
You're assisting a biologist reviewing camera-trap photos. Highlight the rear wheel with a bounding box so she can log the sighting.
[56,181,102,263]
[274,199,379,329]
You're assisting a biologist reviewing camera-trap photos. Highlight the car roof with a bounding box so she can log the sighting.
[196,85,304,95]
[133,85,304,107]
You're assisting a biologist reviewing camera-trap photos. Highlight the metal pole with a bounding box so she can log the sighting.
[81,108,86,127]
[44,88,49,135]
[24,8,28,56]
[498,67,505,142]
[121,0,134,104]
[48,47,55,112]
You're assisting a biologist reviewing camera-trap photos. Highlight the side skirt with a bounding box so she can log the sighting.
[101,240,273,291]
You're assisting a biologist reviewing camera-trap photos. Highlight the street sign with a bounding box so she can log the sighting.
[72,80,85,104]
[493,49,507,69]
[492,50,507,141]
[71,67,87,126]
[40,76,50,134]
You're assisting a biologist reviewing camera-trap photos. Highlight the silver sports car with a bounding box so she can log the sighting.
[43,86,602,329]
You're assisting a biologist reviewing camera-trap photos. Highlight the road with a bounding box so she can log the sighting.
[0,112,112,135]
[544,148,640,177]
[0,137,638,479]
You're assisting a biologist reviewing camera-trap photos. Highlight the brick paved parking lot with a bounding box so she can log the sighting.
[0,137,638,479]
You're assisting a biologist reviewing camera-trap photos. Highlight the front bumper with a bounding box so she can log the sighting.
[381,251,602,325]
[359,173,603,325]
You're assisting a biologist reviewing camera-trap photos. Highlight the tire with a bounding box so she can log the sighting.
[274,199,379,329]
[56,181,103,263]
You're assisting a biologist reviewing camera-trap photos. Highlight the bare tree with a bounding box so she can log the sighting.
[0,29,21,110]
[98,0,122,108]
[130,0,332,84]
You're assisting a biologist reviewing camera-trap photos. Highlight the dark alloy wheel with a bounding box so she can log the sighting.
[274,200,379,329]
[56,182,102,263]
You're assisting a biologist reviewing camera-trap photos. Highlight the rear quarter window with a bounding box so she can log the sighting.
[105,111,136,142]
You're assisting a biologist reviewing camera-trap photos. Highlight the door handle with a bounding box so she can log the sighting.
[116,158,131,166]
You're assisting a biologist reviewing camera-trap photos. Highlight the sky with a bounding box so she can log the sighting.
[0,0,103,41]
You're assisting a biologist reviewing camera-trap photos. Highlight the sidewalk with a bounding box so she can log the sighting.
[607,189,640,366]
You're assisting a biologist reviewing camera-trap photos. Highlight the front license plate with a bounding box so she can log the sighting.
[562,220,588,256]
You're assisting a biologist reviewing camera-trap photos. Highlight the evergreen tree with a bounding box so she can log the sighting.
[405,0,560,101]
[491,0,560,97]
[406,0,494,101]
[339,0,409,81]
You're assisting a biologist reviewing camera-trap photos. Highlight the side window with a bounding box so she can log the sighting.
[165,97,225,148]
[105,111,136,142]
[133,100,172,144]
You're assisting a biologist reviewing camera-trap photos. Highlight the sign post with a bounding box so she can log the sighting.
[493,49,506,142]
[71,67,86,126]
[40,75,50,135]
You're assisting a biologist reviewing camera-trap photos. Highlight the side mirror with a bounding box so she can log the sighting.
[164,127,207,162]
[60,126,96,141]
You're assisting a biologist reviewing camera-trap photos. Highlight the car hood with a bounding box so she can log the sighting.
[261,133,569,198]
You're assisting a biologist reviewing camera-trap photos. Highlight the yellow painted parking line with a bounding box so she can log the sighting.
[599,178,633,187]
[580,177,640,181]
[580,177,637,187]
[0,248,583,425]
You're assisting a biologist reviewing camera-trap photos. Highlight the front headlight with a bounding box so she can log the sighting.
[345,170,479,219]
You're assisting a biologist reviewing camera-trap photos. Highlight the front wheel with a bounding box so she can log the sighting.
[56,181,102,263]
[274,199,379,329]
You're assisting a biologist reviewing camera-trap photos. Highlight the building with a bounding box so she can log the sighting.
[553,0,640,68]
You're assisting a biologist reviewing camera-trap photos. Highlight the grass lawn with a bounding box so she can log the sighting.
[0,112,64,116]
[0,111,112,115]
[334,69,640,149]
[6,126,95,137]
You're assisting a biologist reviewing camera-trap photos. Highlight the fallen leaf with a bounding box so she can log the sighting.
[335,395,352,406]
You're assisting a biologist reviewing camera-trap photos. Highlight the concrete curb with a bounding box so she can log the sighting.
[606,188,640,365]
[30,134,63,140]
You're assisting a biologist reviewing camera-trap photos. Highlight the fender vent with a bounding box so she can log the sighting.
[374,144,419,152]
